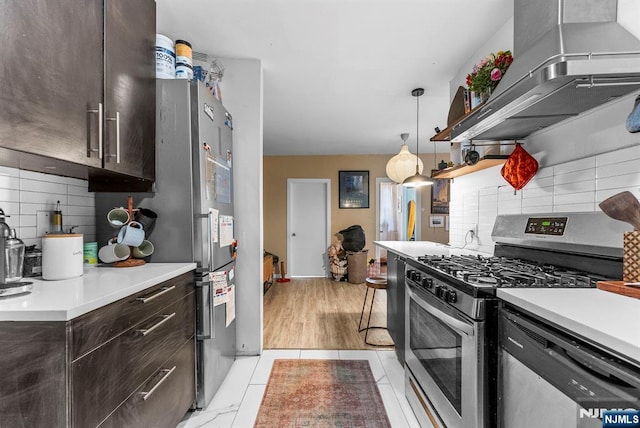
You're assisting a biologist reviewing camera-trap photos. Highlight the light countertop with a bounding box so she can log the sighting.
[0,263,196,322]
[498,288,640,365]
[374,240,491,259]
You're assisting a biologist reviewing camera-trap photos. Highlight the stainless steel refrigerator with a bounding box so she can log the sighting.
[95,79,236,409]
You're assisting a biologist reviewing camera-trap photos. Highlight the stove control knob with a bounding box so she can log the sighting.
[421,278,433,289]
[435,285,444,298]
[406,269,415,280]
[446,290,457,303]
[413,271,422,282]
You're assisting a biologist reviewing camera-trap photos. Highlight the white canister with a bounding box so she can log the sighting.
[155,34,175,79]
[42,234,84,280]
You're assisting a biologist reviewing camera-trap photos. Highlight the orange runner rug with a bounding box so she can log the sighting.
[254,359,392,427]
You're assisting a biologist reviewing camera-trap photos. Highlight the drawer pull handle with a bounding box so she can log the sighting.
[139,366,177,401]
[136,285,176,303]
[136,313,176,336]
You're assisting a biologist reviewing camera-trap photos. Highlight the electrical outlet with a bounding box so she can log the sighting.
[468,224,478,240]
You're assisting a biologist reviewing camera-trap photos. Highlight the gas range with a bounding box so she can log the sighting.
[404,212,627,319]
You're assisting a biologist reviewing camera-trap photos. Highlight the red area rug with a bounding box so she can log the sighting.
[254,359,391,427]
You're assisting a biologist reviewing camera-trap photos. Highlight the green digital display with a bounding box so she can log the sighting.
[542,221,551,226]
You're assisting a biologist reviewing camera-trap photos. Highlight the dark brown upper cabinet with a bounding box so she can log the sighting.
[0,0,156,188]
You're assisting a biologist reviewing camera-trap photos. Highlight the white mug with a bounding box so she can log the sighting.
[98,239,131,263]
[117,221,145,247]
[132,240,154,259]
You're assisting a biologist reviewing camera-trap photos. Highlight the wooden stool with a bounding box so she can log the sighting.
[358,277,394,347]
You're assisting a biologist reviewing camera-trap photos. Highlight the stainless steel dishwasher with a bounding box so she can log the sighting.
[498,306,640,428]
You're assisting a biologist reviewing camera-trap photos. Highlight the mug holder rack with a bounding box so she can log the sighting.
[112,196,145,268]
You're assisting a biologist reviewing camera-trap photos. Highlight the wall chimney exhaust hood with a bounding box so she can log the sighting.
[451,0,640,142]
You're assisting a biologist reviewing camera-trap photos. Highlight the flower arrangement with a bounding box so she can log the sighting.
[466,50,513,94]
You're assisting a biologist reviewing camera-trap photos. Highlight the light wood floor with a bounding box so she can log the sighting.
[263,277,395,350]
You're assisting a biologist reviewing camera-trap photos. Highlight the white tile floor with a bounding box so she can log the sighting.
[178,349,421,428]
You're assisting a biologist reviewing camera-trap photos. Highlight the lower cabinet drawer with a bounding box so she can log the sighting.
[71,272,193,360]
[98,338,196,428]
[72,293,194,428]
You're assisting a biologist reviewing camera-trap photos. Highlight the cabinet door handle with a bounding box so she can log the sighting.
[87,103,103,159]
[136,312,176,337]
[139,366,177,401]
[136,285,176,303]
[106,111,121,163]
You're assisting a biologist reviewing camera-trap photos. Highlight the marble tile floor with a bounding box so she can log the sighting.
[177,349,421,428]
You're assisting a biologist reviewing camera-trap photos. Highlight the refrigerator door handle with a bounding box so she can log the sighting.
[196,279,215,340]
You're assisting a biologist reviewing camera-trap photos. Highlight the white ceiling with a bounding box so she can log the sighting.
[157,0,513,156]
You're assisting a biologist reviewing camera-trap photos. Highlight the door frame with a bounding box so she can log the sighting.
[286,178,331,277]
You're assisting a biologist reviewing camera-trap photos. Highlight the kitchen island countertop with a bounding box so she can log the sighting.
[374,240,491,258]
[0,263,196,322]
[498,288,640,365]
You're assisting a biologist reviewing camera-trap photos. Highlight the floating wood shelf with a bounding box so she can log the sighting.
[431,155,509,179]
[430,103,486,142]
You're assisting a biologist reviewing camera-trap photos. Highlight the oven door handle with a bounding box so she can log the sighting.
[409,287,474,337]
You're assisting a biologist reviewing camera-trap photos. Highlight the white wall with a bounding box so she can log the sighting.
[0,167,96,247]
[218,58,264,356]
[449,17,514,101]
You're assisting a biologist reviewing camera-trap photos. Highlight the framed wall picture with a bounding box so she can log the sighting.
[339,170,369,209]
[431,177,450,214]
[430,215,445,228]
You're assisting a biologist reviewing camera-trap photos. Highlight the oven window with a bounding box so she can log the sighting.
[410,298,462,414]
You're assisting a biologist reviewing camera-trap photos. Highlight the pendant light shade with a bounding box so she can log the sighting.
[385,133,424,183]
[402,88,433,188]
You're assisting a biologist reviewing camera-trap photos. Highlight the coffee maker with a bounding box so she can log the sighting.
[0,208,32,296]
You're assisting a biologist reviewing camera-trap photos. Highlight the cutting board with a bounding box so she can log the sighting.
[596,281,640,299]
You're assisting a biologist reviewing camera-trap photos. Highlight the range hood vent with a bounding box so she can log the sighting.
[451,0,640,142]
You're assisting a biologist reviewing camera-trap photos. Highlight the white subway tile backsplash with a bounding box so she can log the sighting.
[596,159,640,179]
[19,203,51,215]
[0,189,20,202]
[20,192,68,205]
[17,227,37,239]
[0,166,19,177]
[0,166,95,245]
[553,191,594,205]
[20,179,68,194]
[19,215,37,227]
[0,175,20,190]
[596,145,640,166]
[553,157,595,174]
[553,203,595,213]
[596,173,640,191]
[521,195,554,208]
[525,175,554,190]
[553,179,595,195]
[553,168,596,185]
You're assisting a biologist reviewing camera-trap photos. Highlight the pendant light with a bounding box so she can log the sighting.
[403,88,434,187]
[385,133,424,183]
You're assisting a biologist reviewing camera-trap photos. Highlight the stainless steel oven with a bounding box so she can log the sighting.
[404,265,497,428]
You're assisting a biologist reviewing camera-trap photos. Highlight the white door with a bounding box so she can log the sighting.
[287,179,331,277]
